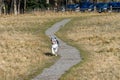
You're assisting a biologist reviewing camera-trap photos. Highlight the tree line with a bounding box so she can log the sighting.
[0,0,26,15]
[1,0,118,15]
[0,0,81,15]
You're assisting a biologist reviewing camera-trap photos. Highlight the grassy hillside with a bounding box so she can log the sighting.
[57,13,120,80]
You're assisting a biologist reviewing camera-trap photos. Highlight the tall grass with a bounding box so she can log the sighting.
[0,11,96,80]
[57,13,120,80]
[0,13,61,80]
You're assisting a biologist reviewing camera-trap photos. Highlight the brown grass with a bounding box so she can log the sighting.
[58,13,120,80]
[0,11,117,80]
[0,11,98,80]
[0,13,59,80]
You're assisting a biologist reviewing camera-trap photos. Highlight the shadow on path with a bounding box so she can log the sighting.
[44,52,53,56]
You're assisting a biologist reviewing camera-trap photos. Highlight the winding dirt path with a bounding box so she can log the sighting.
[32,19,81,80]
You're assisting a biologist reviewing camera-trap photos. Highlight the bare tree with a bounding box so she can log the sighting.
[46,0,49,4]
[14,0,17,15]
[46,0,49,10]
[24,0,26,12]
[0,0,6,15]
[10,0,14,14]
[0,0,2,15]
[18,0,21,14]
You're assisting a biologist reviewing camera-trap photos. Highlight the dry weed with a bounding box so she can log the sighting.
[0,12,74,80]
[59,13,120,80]
[0,11,97,80]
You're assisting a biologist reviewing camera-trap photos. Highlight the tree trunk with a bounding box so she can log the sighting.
[46,0,49,10]
[46,0,49,4]
[14,0,17,15]
[0,0,2,15]
[24,0,26,13]
[18,0,21,14]
[10,0,14,14]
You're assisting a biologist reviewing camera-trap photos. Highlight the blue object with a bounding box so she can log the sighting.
[80,2,92,11]
[66,4,80,11]
[96,3,109,12]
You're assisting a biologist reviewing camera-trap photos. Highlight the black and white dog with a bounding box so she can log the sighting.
[51,37,59,56]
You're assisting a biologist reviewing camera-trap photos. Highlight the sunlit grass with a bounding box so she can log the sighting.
[58,13,120,80]
[0,11,80,80]
[0,11,117,80]
[0,11,100,80]
[0,13,60,80]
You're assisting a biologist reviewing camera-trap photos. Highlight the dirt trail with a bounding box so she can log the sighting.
[32,19,81,80]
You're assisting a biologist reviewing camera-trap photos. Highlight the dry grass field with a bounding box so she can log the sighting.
[1,11,119,80]
[0,13,60,80]
[0,11,93,80]
[0,12,66,80]
[58,13,120,80]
